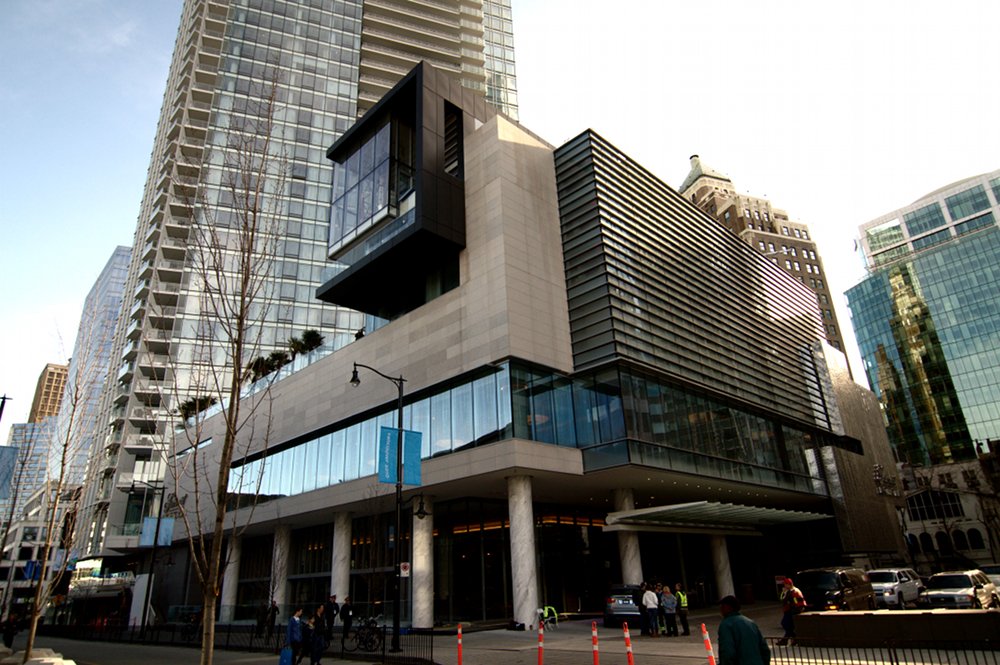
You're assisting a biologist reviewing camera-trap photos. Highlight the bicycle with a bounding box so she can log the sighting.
[344,616,384,652]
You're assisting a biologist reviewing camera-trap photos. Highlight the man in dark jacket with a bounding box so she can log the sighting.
[339,596,353,650]
[718,595,770,665]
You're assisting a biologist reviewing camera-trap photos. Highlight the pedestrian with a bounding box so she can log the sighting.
[642,582,660,637]
[286,607,305,665]
[266,599,279,643]
[660,585,678,636]
[323,594,339,641]
[299,613,315,665]
[654,583,666,635]
[674,582,690,635]
[718,595,771,665]
[309,606,329,664]
[632,583,647,635]
[255,601,267,638]
[777,577,805,646]
[339,596,354,650]
[2,614,18,649]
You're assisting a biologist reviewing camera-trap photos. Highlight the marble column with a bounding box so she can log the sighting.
[411,497,434,629]
[330,512,352,601]
[219,535,242,622]
[507,476,540,629]
[272,525,291,614]
[710,535,735,599]
[613,488,643,585]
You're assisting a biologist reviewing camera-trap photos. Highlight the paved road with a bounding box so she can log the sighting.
[15,603,784,665]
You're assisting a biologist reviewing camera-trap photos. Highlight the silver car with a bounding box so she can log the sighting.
[980,564,1000,588]
[920,570,999,609]
[868,568,922,608]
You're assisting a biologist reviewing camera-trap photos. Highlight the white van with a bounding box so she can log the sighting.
[867,568,922,608]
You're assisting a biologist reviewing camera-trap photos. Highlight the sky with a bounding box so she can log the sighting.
[2,0,999,443]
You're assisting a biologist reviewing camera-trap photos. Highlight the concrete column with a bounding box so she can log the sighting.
[272,525,291,615]
[507,475,540,629]
[710,535,735,599]
[613,488,643,585]
[411,496,434,629]
[330,512,352,601]
[219,535,242,622]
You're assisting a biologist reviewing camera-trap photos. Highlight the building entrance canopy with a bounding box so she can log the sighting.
[604,500,832,536]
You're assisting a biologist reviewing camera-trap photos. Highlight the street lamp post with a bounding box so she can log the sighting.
[136,479,165,641]
[349,362,405,652]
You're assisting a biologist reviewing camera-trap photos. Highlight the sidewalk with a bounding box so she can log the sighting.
[20,602,785,665]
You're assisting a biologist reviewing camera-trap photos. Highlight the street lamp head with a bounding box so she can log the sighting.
[349,365,361,387]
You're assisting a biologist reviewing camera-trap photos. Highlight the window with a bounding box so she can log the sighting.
[754,210,760,220]
[816,279,824,289]
[793,228,801,238]
[968,528,986,549]
[744,208,751,218]
[945,185,990,220]
[758,241,766,251]
[790,248,797,257]
[802,230,809,239]
[904,203,947,236]
[785,260,792,270]
[793,261,800,271]
[768,243,775,253]
[763,212,770,222]
[782,226,789,235]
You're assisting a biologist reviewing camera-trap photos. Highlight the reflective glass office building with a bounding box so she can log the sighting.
[159,64,900,630]
[848,169,1000,466]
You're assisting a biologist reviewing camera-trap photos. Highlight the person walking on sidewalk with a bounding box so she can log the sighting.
[718,595,771,665]
[674,582,690,635]
[778,577,805,646]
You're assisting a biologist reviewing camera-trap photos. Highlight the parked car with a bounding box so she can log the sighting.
[920,570,999,609]
[795,567,876,611]
[980,564,1000,588]
[603,584,642,627]
[867,568,923,608]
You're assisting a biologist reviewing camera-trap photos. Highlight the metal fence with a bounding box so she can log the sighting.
[768,638,1000,665]
[37,622,434,664]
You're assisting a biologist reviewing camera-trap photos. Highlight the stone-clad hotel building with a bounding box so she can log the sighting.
[159,63,901,628]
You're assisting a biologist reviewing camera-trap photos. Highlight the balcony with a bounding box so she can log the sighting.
[113,383,131,405]
[147,306,177,328]
[108,406,126,426]
[129,298,146,321]
[123,434,158,454]
[159,236,187,261]
[151,280,181,307]
[131,378,165,401]
[164,215,190,239]
[134,279,151,300]
[157,259,185,282]
[144,328,172,354]
[116,361,135,382]
[121,339,138,360]
[128,405,163,426]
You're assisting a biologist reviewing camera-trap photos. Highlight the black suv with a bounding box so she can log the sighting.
[796,567,876,611]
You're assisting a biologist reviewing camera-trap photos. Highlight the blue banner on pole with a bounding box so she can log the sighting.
[139,517,175,547]
[378,426,422,486]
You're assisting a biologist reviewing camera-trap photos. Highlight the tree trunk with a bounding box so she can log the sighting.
[200,590,218,665]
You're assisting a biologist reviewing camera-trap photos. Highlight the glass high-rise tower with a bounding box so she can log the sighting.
[847,169,1000,466]
[79,0,517,562]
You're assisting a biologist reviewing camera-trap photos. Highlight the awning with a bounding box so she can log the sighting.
[604,500,832,536]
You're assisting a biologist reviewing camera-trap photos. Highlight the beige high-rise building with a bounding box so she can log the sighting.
[27,363,68,423]
[77,0,519,569]
[679,155,848,354]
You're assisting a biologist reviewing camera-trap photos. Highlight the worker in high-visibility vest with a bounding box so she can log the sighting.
[674,582,690,635]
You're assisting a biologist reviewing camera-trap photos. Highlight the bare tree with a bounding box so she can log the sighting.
[20,371,90,663]
[0,426,41,619]
[164,67,287,665]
